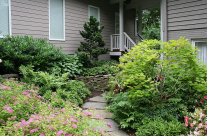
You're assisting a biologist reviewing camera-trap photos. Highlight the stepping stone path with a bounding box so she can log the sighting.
[82,93,129,136]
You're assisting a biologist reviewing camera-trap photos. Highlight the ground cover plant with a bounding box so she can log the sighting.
[105,37,207,135]
[19,65,90,106]
[0,79,113,136]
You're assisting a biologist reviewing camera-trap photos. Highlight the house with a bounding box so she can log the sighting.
[0,0,207,61]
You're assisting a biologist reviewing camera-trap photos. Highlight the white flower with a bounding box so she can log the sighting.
[0,59,2,63]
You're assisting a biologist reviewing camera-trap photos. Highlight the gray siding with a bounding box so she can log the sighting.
[167,0,207,41]
[10,0,135,59]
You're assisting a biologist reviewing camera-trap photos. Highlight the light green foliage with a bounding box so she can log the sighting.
[120,37,207,100]
[106,37,207,135]
[19,65,90,106]
[78,16,110,60]
[0,80,112,136]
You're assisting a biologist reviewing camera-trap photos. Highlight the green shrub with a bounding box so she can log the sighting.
[77,52,93,68]
[81,60,119,76]
[135,117,187,136]
[19,65,90,106]
[0,79,112,136]
[0,35,66,74]
[106,37,207,135]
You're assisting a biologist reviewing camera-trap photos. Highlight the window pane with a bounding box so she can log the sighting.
[196,42,207,65]
[50,0,64,40]
[0,0,9,37]
[89,6,99,20]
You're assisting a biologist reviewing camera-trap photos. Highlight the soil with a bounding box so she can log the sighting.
[83,91,136,136]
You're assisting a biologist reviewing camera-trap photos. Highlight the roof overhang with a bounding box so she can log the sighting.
[110,0,161,10]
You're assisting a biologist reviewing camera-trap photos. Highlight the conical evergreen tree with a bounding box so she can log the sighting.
[78,16,110,60]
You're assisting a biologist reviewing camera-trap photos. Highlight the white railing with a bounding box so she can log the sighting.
[110,34,120,51]
[123,32,136,52]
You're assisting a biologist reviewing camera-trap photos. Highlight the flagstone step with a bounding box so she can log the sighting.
[89,96,107,102]
[82,109,112,119]
[82,102,108,109]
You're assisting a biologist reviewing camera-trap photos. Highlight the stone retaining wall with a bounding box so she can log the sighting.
[0,74,20,80]
[75,74,115,91]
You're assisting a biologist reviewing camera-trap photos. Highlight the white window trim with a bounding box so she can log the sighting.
[49,0,65,41]
[0,0,12,38]
[192,39,207,48]
[88,5,100,22]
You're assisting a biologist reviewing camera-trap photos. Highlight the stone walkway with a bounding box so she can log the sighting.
[82,93,129,136]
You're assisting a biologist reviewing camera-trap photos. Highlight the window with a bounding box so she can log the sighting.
[0,0,11,37]
[49,0,65,40]
[192,39,207,65]
[89,5,100,21]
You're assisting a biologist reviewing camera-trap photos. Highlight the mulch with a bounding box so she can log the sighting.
[83,91,136,136]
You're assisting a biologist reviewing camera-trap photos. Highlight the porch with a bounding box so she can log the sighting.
[109,0,167,56]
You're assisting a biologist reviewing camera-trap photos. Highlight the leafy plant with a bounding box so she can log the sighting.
[0,35,66,74]
[0,79,113,136]
[78,16,110,60]
[19,65,90,106]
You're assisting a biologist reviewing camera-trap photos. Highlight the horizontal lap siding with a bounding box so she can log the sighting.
[11,0,118,58]
[167,0,207,41]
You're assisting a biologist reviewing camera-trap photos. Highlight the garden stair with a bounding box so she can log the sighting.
[82,93,129,136]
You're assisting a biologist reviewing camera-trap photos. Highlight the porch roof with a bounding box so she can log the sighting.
[110,0,161,10]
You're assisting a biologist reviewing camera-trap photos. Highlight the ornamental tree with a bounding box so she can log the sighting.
[78,16,110,60]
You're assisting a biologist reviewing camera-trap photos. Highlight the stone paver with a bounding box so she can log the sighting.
[110,130,129,136]
[89,96,107,102]
[82,93,129,136]
[83,102,107,109]
[82,109,112,119]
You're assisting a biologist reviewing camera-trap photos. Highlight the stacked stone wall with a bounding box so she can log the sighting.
[75,74,115,91]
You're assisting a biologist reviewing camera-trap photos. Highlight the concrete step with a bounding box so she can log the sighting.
[89,96,107,102]
[83,102,108,109]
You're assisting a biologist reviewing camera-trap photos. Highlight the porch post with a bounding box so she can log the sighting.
[119,0,124,51]
[161,0,167,42]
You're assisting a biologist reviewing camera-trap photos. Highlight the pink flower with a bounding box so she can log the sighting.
[0,119,4,122]
[190,123,193,128]
[0,59,2,63]
[200,98,204,105]
[95,114,101,118]
[31,108,34,110]
[66,134,72,136]
[56,130,66,136]
[185,116,188,121]
[23,83,27,85]
[83,112,92,117]
[8,110,13,113]
[72,124,77,129]
[92,128,96,131]
[42,102,45,105]
[39,132,45,136]
[25,101,29,104]
[107,123,112,128]
[22,91,28,95]
[26,94,32,99]
[204,96,207,100]
[12,97,16,99]
[49,125,54,130]
[19,111,21,113]
[1,85,11,90]
[60,109,65,112]
[185,121,188,127]
[14,101,18,105]
[30,127,39,133]
[34,86,39,90]
[53,92,57,96]
[70,118,78,122]
[193,121,197,124]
